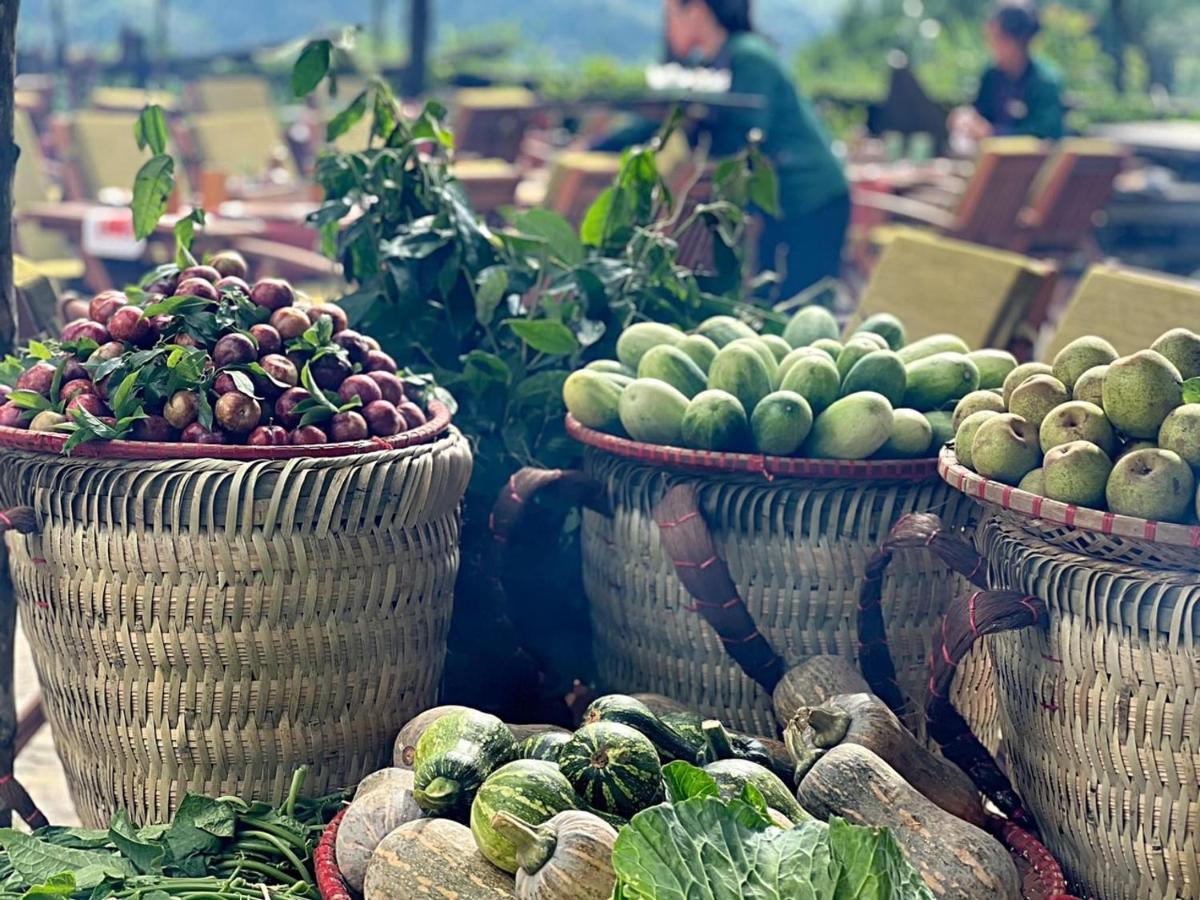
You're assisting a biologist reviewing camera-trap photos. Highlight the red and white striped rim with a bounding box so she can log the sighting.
[567,415,939,481]
[939,446,1200,551]
[0,401,453,461]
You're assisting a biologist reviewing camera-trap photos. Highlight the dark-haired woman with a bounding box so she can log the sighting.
[597,0,848,299]
[958,3,1065,140]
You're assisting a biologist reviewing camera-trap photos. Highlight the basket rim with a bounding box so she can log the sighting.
[0,401,452,461]
[939,446,1200,551]
[316,808,352,900]
[566,414,939,480]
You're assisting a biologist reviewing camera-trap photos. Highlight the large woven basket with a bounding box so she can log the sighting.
[940,448,1199,900]
[0,406,472,826]
[570,418,996,741]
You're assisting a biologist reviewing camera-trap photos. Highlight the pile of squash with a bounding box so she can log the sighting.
[338,669,1029,899]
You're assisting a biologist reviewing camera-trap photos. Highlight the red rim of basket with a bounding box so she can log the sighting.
[315,808,352,900]
[566,414,938,480]
[939,445,1200,551]
[0,401,452,461]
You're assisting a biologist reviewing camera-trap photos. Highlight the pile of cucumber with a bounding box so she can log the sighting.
[564,306,1019,461]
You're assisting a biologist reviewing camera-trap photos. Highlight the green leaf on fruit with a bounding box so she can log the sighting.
[503,319,580,356]
[515,209,584,267]
[133,105,169,156]
[7,390,51,412]
[1183,378,1200,404]
[292,39,332,97]
[173,209,206,269]
[131,155,175,241]
[474,266,509,325]
[27,341,53,361]
[143,295,213,318]
[226,371,260,399]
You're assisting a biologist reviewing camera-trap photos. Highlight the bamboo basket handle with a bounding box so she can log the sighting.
[488,468,605,552]
[652,484,786,694]
[0,508,37,535]
[988,816,1077,900]
[926,588,1047,832]
[858,512,990,728]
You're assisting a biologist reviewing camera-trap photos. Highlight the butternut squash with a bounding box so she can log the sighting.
[490,810,616,900]
[785,693,983,825]
[772,655,869,725]
[797,744,1019,899]
[364,817,515,898]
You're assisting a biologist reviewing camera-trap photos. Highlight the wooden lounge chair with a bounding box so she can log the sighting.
[452,87,540,163]
[188,108,297,180]
[1042,264,1200,359]
[845,232,1057,351]
[55,109,192,201]
[453,158,522,215]
[855,137,1050,250]
[543,150,622,227]
[1011,139,1126,255]
[187,75,275,112]
[89,86,176,113]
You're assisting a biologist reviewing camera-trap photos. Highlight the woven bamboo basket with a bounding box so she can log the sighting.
[564,417,996,742]
[0,405,472,827]
[940,448,1199,900]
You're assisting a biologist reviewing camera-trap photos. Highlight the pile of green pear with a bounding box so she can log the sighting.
[952,328,1200,524]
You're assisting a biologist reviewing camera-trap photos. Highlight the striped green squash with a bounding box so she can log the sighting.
[704,758,812,824]
[558,722,663,818]
[470,760,583,874]
[518,731,572,762]
[583,695,700,762]
[412,709,516,820]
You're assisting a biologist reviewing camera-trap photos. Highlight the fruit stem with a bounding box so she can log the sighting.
[490,811,557,874]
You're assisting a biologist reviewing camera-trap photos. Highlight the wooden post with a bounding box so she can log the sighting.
[371,0,388,61]
[0,0,19,829]
[402,0,430,98]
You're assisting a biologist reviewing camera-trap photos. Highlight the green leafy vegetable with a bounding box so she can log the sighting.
[0,830,136,891]
[131,155,175,241]
[326,89,368,141]
[662,760,720,803]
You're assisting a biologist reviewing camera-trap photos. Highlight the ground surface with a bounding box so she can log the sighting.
[14,620,78,827]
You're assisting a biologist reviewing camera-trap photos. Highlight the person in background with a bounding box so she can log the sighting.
[953,2,1065,142]
[595,0,849,300]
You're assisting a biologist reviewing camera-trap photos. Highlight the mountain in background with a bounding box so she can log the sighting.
[18,0,844,63]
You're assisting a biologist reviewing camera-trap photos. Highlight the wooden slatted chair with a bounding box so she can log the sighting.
[56,109,192,201]
[855,137,1050,249]
[845,231,1057,351]
[1042,264,1200,359]
[1011,139,1126,255]
[543,150,623,227]
[188,108,297,180]
[452,87,540,163]
[453,158,522,215]
[187,75,275,112]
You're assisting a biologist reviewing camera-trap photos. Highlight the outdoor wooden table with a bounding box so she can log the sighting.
[1091,120,1200,173]
[20,201,266,242]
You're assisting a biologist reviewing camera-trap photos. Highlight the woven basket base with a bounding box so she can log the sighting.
[979,512,1199,900]
[583,450,998,744]
[2,428,472,826]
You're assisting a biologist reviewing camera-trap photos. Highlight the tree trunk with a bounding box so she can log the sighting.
[1109,0,1129,92]
[0,0,20,829]
[372,0,387,61]
[49,0,65,71]
[402,0,431,98]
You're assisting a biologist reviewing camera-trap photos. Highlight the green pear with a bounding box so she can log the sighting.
[1009,375,1070,429]
[1102,350,1182,439]
[1002,362,1053,407]
[952,390,1007,431]
[1106,448,1195,523]
[954,410,1000,470]
[1039,401,1115,455]
[1018,468,1044,495]
[1052,336,1119,391]
[1158,404,1200,471]
[971,413,1042,485]
[1072,365,1108,407]
[1151,328,1200,380]
[1043,440,1112,508]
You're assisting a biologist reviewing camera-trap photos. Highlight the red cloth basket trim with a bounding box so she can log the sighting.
[316,808,352,900]
[566,415,938,481]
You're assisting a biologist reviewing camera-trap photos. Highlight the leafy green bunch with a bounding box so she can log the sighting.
[612,762,934,900]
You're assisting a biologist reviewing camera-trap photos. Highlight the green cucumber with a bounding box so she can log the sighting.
[585,359,635,377]
[583,695,700,763]
[558,722,663,818]
[412,709,516,819]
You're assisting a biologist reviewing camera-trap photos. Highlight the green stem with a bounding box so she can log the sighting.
[702,719,737,761]
[489,811,556,875]
[236,817,309,851]
[239,829,313,884]
[412,776,460,814]
[214,858,297,884]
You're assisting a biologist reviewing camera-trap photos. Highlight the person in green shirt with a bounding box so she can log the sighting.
[954,2,1065,141]
[595,0,849,299]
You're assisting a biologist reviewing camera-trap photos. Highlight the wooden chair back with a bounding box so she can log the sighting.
[544,150,622,227]
[189,108,295,179]
[1044,264,1200,359]
[188,76,275,112]
[88,87,175,113]
[452,158,521,214]
[452,87,540,162]
[847,232,1057,350]
[13,110,84,270]
[1015,139,1125,253]
[950,137,1049,247]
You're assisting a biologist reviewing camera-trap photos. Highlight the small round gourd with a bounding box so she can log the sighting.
[353,766,413,800]
[335,781,423,891]
[393,704,472,767]
[491,810,616,900]
[558,721,663,818]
